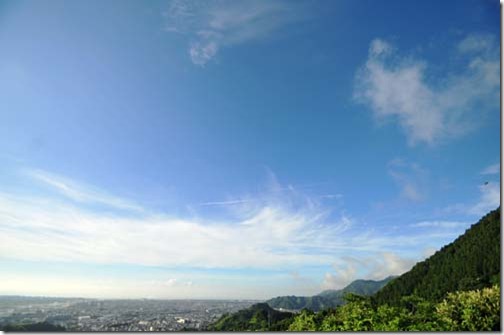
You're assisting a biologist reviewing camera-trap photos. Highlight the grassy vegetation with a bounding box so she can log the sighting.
[288,285,500,331]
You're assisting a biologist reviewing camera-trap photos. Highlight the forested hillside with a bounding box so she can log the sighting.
[373,208,500,305]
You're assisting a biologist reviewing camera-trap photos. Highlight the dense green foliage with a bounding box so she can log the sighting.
[288,286,501,331]
[207,303,295,331]
[436,285,501,331]
[374,208,501,305]
[267,277,394,311]
[0,321,66,332]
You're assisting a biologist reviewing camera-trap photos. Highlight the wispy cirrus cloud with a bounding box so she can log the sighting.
[0,168,350,269]
[199,199,251,206]
[319,194,343,200]
[440,174,500,217]
[163,0,304,66]
[458,33,497,54]
[0,189,350,269]
[354,33,499,145]
[480,163,500,175]
[387,158,428,202]
[409,220,469,229]
[0,168,463,272]
[26,169,143,212]
[468,181,500,216]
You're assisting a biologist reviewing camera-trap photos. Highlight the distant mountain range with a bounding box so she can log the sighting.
[266,276,395,311]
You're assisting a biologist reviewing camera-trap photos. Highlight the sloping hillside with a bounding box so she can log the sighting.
[373,208,500,305]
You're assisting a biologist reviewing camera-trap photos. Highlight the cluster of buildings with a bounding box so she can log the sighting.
[0,296,256,331]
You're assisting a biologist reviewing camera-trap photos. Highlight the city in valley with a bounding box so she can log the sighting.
[0,296,256,331]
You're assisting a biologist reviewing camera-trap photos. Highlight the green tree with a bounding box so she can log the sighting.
[287,309,318,331]
[436,285,500,331]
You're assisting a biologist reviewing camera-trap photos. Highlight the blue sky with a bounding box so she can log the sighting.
[0,0,500,299]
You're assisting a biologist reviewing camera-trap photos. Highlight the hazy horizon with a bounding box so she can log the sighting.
[0,0,500,300]
[0,275,397,300]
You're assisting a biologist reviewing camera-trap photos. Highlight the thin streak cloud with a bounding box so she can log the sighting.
[199,199,251,206]
[480,163,500,175]
[26,169,143,212]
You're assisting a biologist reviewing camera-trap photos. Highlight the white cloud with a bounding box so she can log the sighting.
[458,33,496,54]
[164,278,178,286]
[322,252,416,290]
[322,262,357,290]
[369,38,392,56]
[410,220,469,229]
[481,163,500,175]
[0,189,351,269]
[163,0,303,66]
[26,169,143,212]
[422,247,437,258]
[354,34,499,145]
[440,179,500,217]
[0,168,462,273]
[369,252,416,280]
[320,194,343,200]
[468,181,500,216]
[189,40,218,66]
[199,199,250,206]
[388,159,428,202]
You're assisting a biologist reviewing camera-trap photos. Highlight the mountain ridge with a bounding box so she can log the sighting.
[266,276,395,311]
